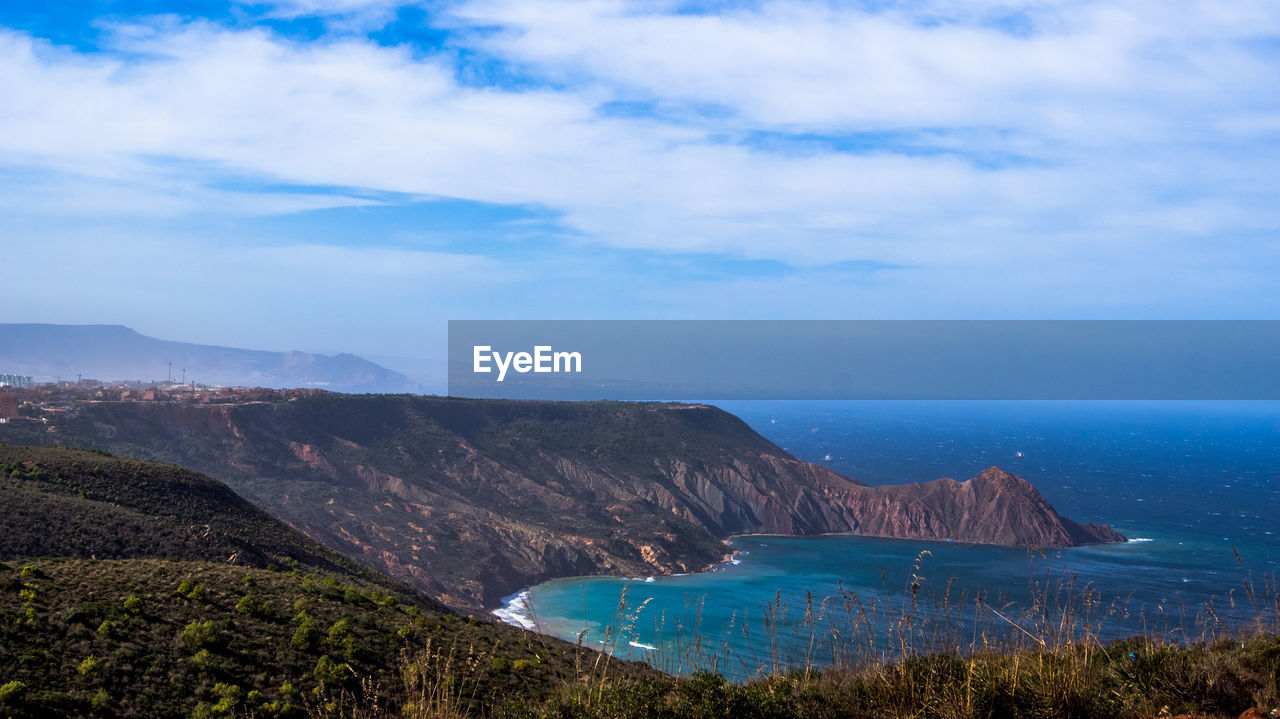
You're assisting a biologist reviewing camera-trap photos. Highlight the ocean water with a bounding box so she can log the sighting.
[498,401,1280,678]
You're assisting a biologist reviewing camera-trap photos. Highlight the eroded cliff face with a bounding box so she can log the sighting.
[835,468,1127,546]
[8,396,1124,612]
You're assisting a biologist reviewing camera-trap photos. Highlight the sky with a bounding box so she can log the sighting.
[2,0,1278,367]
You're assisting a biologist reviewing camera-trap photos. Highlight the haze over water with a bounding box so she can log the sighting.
[500,401,1280,677]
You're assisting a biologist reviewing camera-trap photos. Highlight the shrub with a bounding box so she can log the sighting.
[181,619,220,649]
[235,591,259,614]
[78,655,103,677]
[177,579,207,601]
[0,680,27,705]
[327,617,356,657]
[292,612,321,652]
[189,649,213,671]
[313,655,350,686]
[210,682,243,715]
[123,593,143,614]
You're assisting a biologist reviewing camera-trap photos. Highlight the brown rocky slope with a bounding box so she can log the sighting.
[0,395,1124,612]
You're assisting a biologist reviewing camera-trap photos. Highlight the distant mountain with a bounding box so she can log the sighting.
[0,323,417,393]
[0,396,1125,612]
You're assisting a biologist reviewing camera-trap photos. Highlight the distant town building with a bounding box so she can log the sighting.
[0,374,33,388]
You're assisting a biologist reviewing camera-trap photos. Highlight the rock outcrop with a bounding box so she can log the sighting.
[836,467,1127,546]
[1,395,1125,611]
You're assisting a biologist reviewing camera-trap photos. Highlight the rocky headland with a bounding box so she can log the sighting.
[0,394,1123,612]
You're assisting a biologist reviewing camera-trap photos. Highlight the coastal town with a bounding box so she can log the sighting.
[0,377,329,425]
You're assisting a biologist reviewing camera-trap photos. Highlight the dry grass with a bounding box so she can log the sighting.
[299,559,1279,719]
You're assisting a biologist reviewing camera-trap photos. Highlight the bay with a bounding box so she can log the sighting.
[500,401,1280,678]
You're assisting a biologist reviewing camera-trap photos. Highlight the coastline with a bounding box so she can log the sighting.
[491,589,538,630]
[489,532,1152,632]
[726,528,1134,548]
[490,539,742,630]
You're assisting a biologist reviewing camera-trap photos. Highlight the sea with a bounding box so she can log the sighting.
[493,401,1280,678]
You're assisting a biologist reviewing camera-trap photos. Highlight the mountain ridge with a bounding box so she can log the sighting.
[0,394,1124,612]
[0,323,416,393]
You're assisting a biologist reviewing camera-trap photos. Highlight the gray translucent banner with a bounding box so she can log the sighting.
[447,320,1280,400]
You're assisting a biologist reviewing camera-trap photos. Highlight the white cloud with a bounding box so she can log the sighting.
[0,1,1277,283]
[242,0,410,32]
[449,0,1280,137]
[251,0,405,16]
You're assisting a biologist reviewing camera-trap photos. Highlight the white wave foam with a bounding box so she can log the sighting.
[1127,537,1154,543]
[628,641,658,651]
[491,590,537,630]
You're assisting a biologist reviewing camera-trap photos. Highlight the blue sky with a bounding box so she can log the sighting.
[2,0,1278,375]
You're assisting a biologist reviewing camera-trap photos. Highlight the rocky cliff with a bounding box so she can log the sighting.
[836,467,1126,546]
[0,395,1124,611]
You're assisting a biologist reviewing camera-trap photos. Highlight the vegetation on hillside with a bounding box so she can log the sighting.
[0,559,599,719]
[497,634,1280,719]
[0,444,647,718]
[0,444,407,588]
[3,555,1274,718]
[0,442,1275,718]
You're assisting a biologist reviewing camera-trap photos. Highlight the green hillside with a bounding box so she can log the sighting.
[0,446,1275,719]
[0,444,429,594]
[0,444,645,719]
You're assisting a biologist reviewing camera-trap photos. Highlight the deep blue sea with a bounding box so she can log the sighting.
[496,401,1280,678]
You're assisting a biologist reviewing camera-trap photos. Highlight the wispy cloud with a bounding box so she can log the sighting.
[1,0,1277,347]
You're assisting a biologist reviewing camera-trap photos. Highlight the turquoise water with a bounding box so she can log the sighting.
[498,401,1280,678]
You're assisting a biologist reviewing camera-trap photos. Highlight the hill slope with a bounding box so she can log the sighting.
[0,444,430,590]
[0,323,416,392]
[0,396,1124,612]
[0,444,643,718]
